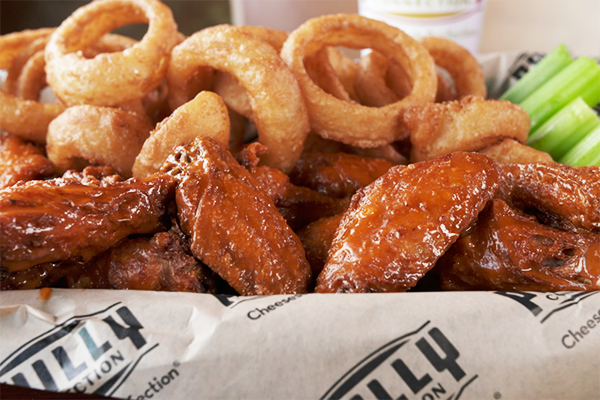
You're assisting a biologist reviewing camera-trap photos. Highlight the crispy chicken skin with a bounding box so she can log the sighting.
[438,199,600,291]
[297,214,343,279]
[68,231,217,293]
[236,143,349,230]
[404,96,530,162]
[498,163,600,233]
[161,137,311,295]
[289,151,394,198]
[0,132,54,188]
[0,167,176,272]
[316,152,501,293]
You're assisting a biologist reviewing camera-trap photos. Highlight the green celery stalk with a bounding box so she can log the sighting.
[559,125,600,166]
[500,44,572,103]
[520,57,600,132]
[528,97,600,159]
[579,73,600,106]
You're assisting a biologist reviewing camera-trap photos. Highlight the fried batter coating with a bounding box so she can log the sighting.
[236,143,349,230]
[438,199,600,291]
[68,231,217,293]
[498,163,600,233]
[0,132,54,189]
[480,138,554,164]
[297,214,343,279]
[0,167,176,272]
[289,152,394,198]
[161,137,311,295]
[404,96,530,162]
[315,152,501,293]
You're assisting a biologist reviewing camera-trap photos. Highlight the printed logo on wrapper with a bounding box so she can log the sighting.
[0,302,161,396]
[495,291,600,350]
[321,321,477,400]
[214,294,304,321]
[494,291,598,323]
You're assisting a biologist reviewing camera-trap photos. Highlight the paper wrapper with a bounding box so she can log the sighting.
[1,52,599,400]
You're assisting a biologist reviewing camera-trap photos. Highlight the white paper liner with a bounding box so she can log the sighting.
[1,52,599,400]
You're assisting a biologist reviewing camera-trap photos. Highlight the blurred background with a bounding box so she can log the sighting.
[1,0,598,56]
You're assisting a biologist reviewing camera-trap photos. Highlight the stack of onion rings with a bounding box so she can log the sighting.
[167,25,310,173]
[280,14,437,148]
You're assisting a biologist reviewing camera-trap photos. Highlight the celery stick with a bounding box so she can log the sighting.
[559,125,600,166]
[500,44,572,103]
[527,97,600,159]
[579,73,600,106]
[520,57,600,132]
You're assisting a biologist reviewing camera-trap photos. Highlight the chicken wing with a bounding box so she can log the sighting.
[498,163,600,233]
[289,151,394,198]
[0,132,54,189]
[68,230,217,293]
[236,143,349,230]
[161,137,311,295]
[316,152,501,293]
[0,167,176,272]
[438,199,600,291]
[297,214,343,280]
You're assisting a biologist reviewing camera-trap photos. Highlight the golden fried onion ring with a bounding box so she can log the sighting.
[168,25,310,173]
[421,37,487,99]
[45,0,178,107]
[211,26,289,118]
[305,46,355,102]
[354,51,399,107]
[0,29,63,143]
[0,28,54,70]
[281,14,437,147]
[46,105,152,177]
[133,91,230,178]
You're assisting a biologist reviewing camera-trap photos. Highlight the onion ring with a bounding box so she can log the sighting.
[46,105,152,177]
[14,51,47,101]
[0,28,54,70]
[305,46,354,102]
[4,35,51,96]
[354,51,399,107]
[211,26,289,118]
[421,37,486,99]
[45,0,178,107]
[0,91,64,144]
[326,47,359,101]
[133,91,230,178]
[281,14,437,147]
[167,25,309,173]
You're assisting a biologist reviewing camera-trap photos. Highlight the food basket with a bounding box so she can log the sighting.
[1,52,599,400]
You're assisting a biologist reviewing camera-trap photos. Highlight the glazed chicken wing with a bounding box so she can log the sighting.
[0,132,54,189]
[498,163,600,233]
[236,143,349,230]
[289,151,394,198]
[316,152,501,293]
[68,230,217,293]
[438,199,600,291]
[161,137,311,295]
[297,214,343,279]
[0,167,176,272]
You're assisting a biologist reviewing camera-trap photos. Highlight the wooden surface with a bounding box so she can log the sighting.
[0,384,106,399]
